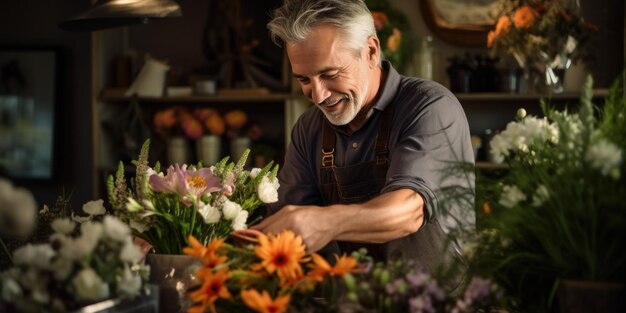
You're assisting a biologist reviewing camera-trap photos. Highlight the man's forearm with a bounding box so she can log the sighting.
[326,188,424,244]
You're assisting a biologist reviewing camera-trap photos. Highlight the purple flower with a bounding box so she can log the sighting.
[405,271,429,288]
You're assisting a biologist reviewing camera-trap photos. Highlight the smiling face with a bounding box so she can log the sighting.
[287,24,382,130]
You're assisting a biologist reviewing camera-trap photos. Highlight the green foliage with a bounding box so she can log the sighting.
[468,72,626,312]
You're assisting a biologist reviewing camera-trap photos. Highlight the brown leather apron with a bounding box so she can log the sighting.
[318,103,460,274]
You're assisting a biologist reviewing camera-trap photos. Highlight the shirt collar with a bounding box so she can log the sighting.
[373,60,401,112]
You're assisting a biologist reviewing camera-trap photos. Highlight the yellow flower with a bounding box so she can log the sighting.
[251,231,306,285]
[187,269,232,313]
[241,289,290,313]
[386,28,402,52]
[513,5,539,29]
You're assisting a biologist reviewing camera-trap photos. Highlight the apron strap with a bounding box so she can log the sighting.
[322,120,336,168]
[374,103,394,165]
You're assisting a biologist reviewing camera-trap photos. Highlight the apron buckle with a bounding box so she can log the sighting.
[322,148,335,167]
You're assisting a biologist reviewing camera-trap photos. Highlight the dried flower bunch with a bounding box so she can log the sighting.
[467,73,626,311]
[107,139,280,254]
[487,0,596,78]
[0,199,150,313]
[183,230,361,313]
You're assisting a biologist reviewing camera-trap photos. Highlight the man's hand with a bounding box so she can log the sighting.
[250,205,337,252]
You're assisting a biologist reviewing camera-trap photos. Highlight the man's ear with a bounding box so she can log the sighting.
[366,36,381,68]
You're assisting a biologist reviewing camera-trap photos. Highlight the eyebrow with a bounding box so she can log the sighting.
[292,67,339,78]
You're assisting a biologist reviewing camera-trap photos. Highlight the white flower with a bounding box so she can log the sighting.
[257,176,279,203]
[498,185,527,208]
[129,220,149,233]
[232,210,249,231]
[126,197,143,212]
[82,199,106,216]
[72,268,110,301]
[141,199,155,211]
[249,168,262,179]
[120,238,143,263]
[103,216,131,242]
[532,185,550,207]
[198,203,221,224]
[1,278,22,301]
[116,266,142,297]
[51,257,74,281]
[71,211,92,223]
[12,244,55,269]
[51,218,75,235]
[586,138,622,178]
[0,178,37,237]
[222,199,242,220]
[60,222,103,260]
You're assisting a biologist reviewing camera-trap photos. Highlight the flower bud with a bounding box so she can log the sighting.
[380,269,391,285]
[517,108,527,119]
[343,273,357,291]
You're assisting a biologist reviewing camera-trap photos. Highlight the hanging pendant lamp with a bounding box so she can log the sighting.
[59,0,182,32]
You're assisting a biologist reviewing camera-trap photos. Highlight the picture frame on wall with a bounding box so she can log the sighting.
[0,47,60,181]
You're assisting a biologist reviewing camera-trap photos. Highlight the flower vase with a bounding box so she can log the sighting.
[557,280,626,313]
[230,137,251,165]
[144,254,200,313]
[166,137,190,166]
[196,135,221,166]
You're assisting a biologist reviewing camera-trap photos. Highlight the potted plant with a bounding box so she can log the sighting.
[465,73,626,312]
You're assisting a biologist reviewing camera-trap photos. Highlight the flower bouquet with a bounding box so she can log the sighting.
[107,139,280,254]
[0,211,150,313]
[182,230,361,313]
[486,0,597,93]
[466,73,626,311]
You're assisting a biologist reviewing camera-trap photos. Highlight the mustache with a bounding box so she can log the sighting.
[318,94,349,106]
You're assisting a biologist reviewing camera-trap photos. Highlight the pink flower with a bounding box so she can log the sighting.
[149,164,222,206]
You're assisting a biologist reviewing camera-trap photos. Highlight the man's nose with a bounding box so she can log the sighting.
[310,80,330,105]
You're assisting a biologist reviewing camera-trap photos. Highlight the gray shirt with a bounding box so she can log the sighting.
[271,61,475,234]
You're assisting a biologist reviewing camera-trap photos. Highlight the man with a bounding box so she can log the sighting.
[248,0,475,272]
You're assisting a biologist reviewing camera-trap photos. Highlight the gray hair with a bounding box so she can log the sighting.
[267,0,377,58]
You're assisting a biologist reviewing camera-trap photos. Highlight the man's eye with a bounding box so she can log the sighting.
[321,74,338,80]
[297,77,309,84]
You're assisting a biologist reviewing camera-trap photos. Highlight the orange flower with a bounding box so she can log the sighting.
[187,269,232,313]
[386,28,402,52]
[487,30,496,48]
[371,11,388,31]
[308,253,359,279]
[241,289,290,313]
[205,113,225,136]
[513,5,539,29]
[252,231,306,284]
[224,110,248,129]
[483,202,493,215]
[494,15,511,36]
[183,235,227,268]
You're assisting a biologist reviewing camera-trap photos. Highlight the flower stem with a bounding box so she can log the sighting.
[0,238,13,265]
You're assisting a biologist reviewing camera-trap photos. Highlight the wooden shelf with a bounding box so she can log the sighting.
[455,89,609,102]
[100,88,306,103]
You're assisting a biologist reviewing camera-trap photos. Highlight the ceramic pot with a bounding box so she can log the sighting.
[196,135,221,166]
[230,137,251,164]
[166,137,190,166]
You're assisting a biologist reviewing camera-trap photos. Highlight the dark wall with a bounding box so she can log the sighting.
[0,1,94,208]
